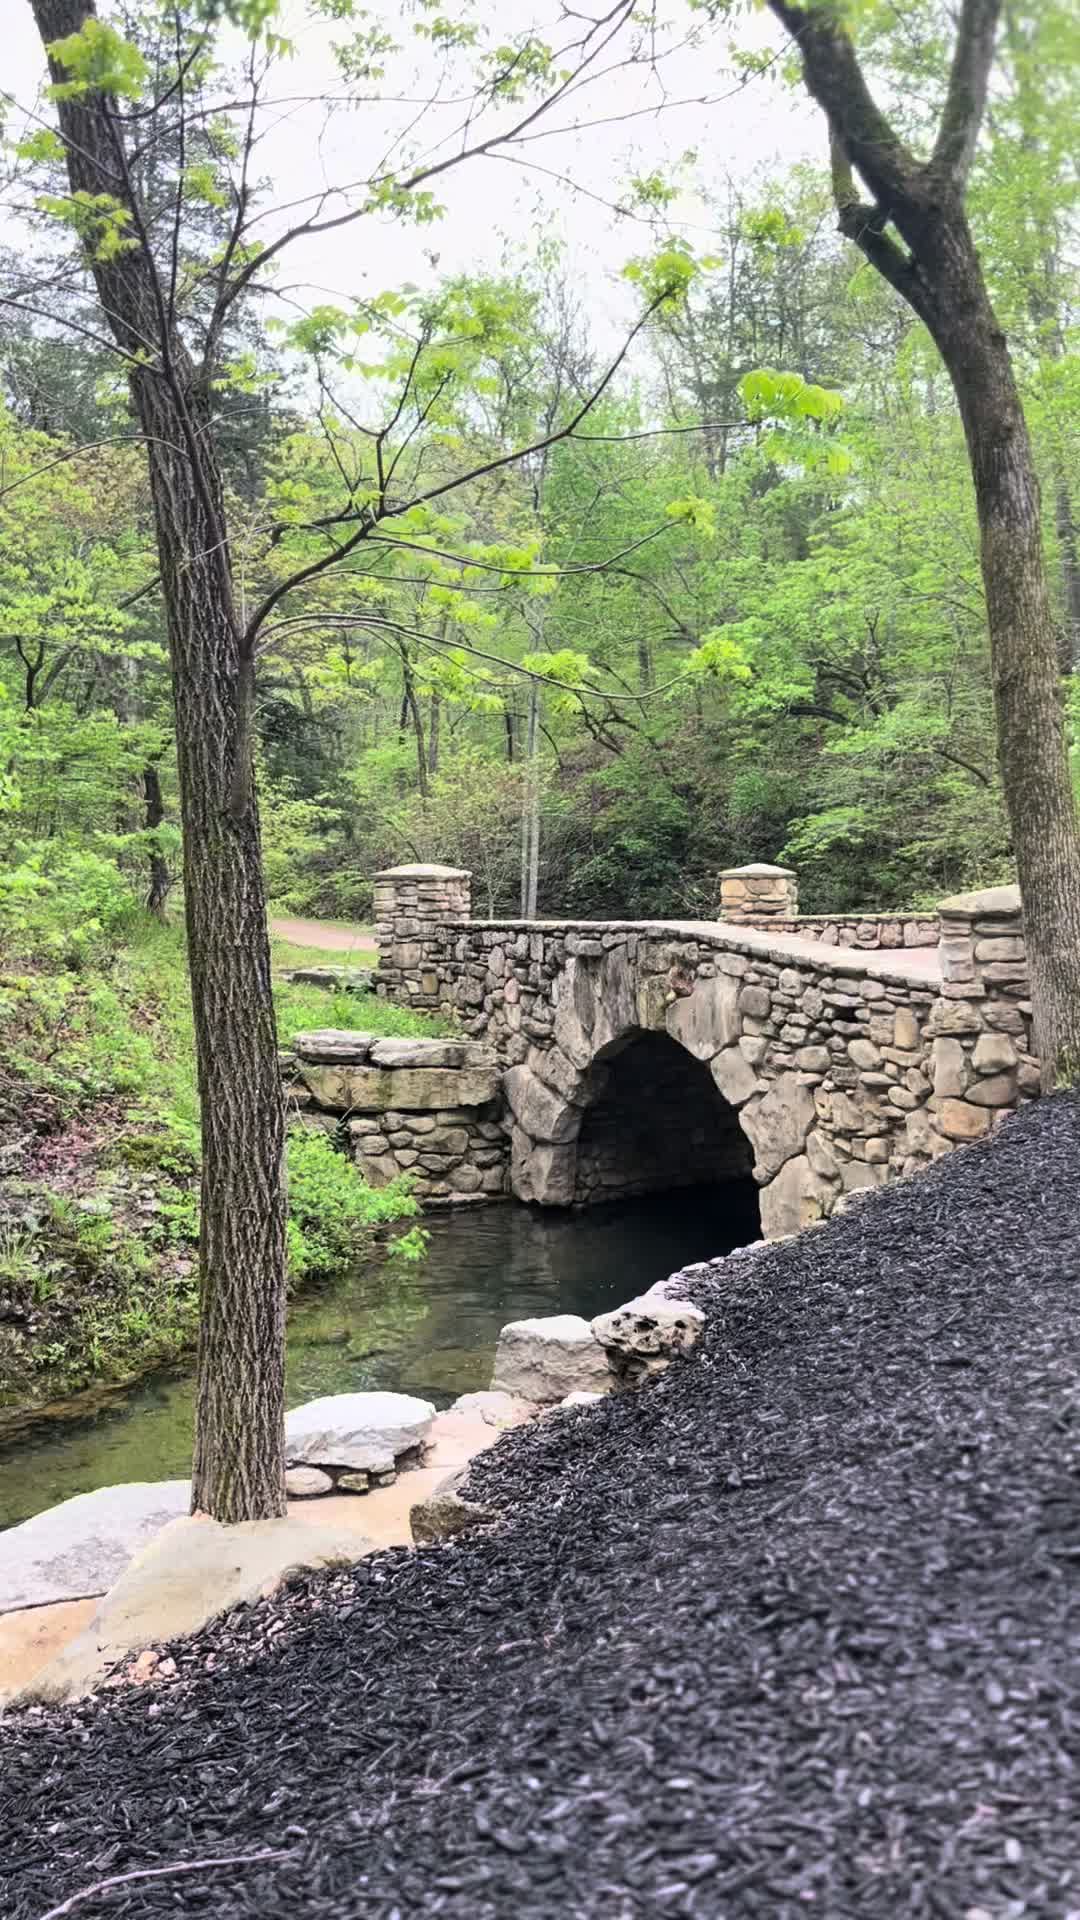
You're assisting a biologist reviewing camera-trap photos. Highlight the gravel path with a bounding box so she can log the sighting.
[4,1097,1080,1919]
[269,917,374,954]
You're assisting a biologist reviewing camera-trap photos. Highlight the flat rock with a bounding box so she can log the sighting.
[12,1513,375,1705]
[0,1480,190,1615]
[282,967,373,991]
[284,1391,435,1472]
[368,1037,492,1070]
[300,1063,499,1112]
[291,1029,375,1064]
[491,1314,614,1403]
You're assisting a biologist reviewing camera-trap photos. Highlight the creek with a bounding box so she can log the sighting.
[0,1187,759,1530]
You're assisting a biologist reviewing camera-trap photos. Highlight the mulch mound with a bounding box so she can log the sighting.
[4,1096,1080,1919]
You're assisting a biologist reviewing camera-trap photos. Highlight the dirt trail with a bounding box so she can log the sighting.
[269,917,375,954]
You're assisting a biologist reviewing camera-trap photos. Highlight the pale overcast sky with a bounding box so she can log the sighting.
[7,0,825,350]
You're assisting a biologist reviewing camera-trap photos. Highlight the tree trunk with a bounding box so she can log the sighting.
[520,681,541,918]
[143,762,172,918]
[400,658,428,801]
[1054,481,1080,675]
[428,692,441,777]
[32,0,288,1522]
[923,219,1080,1083]
[140,374,288,1522]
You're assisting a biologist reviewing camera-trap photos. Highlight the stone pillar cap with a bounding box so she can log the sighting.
[720,862,796,878]
[937,883,1020,915]
[374,863,471,880]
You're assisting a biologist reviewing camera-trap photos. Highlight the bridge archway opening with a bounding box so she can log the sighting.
[571,1029,760,1234]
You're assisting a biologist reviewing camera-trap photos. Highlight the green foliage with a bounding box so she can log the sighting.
[284,1128,420,1284]
[46,19,149,101]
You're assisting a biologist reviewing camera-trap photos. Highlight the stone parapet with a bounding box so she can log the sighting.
[733,912,939,951]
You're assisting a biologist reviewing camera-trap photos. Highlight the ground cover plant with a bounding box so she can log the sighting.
[3,1094,1079,1917]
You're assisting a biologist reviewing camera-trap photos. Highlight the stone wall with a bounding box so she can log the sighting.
[283,1031,509,1207]
[371,866,1039,1236]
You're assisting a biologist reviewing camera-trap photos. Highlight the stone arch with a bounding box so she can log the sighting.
[505,947,763,1211]
[504,949,823,1233]
[571,1028,757,1210]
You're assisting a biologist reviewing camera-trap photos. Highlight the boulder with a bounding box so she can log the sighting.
[411,1469,497,1546]
[283,967,374,992]
[284,1391,435,1472]
[285,1467,333,1499]
[709,1043,760,1107]
[592,1295,705,1366]
[510,1128,577,1206]
[1,1481,190,1614]
[14,1513,375,1704]
[491,1314,614,1403]
[527,1043,594,1106]
[758,1154,835,1237]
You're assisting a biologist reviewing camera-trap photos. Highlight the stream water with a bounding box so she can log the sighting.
[0,1187,759,1531]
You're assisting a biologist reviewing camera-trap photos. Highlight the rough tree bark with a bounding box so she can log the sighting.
[30,0,288,1519]
[767,0,1080,1086]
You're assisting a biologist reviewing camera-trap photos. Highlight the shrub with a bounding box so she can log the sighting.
[284,1127,421,1284]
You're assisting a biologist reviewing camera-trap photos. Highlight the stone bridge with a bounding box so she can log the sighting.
[363,862,1038,1238]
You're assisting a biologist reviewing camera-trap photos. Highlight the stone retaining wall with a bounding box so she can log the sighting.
[282,1031,509,1207]
[370,864,1038,1235]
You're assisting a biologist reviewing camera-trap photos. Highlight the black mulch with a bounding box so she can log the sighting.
[4,1097,1080,1920]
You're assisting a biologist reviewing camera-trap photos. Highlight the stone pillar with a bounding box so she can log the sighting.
[373,864,472,1009]
[928,884,1039,1144]
[719,862,798,925]
[936,884,1028,1002]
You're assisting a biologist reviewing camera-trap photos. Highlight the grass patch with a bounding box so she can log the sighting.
[271,936,377,971]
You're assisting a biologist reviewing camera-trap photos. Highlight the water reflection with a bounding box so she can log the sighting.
[0,1186,759,1528]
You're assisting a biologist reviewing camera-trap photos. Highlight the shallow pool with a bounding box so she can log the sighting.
[0,1187,759,1528]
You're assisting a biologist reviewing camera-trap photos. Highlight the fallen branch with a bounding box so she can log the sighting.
[36,1849,294,1920]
